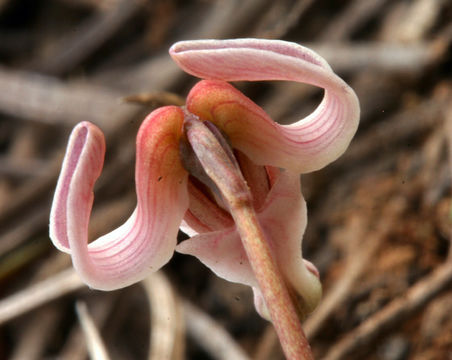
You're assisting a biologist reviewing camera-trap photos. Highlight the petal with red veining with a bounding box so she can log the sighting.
[170,38,359,173]
[49,107,188,290]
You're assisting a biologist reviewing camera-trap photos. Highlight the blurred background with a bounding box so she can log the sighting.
[0,0,451,359]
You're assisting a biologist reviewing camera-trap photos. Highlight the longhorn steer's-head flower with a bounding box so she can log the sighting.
[49,39,359,319]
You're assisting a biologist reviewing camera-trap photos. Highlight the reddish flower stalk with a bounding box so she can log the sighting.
[184,115,313,358]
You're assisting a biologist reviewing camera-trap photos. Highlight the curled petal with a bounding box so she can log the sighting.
[170,39,360,172]
[49,107,188,290]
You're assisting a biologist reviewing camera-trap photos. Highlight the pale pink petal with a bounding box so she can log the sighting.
[49,107,189,290]
[258,169,322,315]
[176,227,256,287]
[176,168,321,315]
[170,39,360,173]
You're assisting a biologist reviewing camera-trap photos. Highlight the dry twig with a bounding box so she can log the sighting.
[183,301,251,360]
[142,272,185,360]
[0,67,140,131]
[75,301,112,360]
[381,0,446,42]
[59,295,117,360]
[0,268,84,325]
[28,0,144,76]
[322,261,452,360]
[253,0,314,39]
[319,0,390,41]
[338,96,445,168]
[311,42,442,74]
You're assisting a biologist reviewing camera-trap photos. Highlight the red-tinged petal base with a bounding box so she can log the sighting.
[49,107,188,290]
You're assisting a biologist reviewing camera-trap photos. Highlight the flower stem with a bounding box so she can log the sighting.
[228,202,314,360]
[184,114,313,360]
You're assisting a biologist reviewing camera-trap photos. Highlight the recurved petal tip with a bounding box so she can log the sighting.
[172,38,360,173]
[50,121,104,254]
[170,38,332,82]
[49,107,189,290]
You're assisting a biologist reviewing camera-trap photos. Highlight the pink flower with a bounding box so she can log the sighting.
[49,39,359,317]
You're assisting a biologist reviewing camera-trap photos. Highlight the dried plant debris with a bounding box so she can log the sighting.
[0,0,451,359]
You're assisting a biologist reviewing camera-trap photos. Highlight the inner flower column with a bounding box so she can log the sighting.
[182,112,313,360]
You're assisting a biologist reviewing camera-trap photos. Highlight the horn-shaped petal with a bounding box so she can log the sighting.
[49,107,188,290]
[170,39,360,172]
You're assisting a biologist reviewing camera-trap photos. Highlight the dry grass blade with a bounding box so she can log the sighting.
[322,261,452,360]
[183,300,251,360]
[0,268,84,325]
[28,0,144,76]
[75,301,111,360]
[59,295,116,360]
[0,67,140,132]
[319,0,389,41]
[7,254,71,358]
[305,197,406,339]
[253,0,314,39]
[387,0,446,42]
[142,272,185,360]
[106,0,271,91]
[311,42,442,74]
[189,0,271,40]
[304,223,380,340]
[338,96,444,168]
